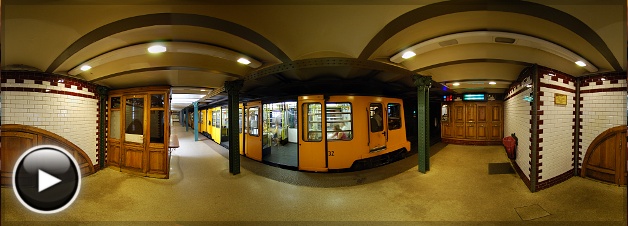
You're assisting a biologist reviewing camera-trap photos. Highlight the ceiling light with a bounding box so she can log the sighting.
[600,78,606,81]
[237,58,251,65]
[452,82,460,86]
[526,84,532,88]
[68,42,263,75]
[147,45,167,53]
[401,51,416,59]
[200,89,206,92]
[548,73,555,76]
[389,31,598,72]
[575,61,586,67]
[489,81,496,85]
[80,65,91,71]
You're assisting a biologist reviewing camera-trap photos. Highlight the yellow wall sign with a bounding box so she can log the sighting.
[554,93,567,105]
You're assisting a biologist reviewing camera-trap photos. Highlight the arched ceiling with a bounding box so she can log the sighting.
[2,0,625,111]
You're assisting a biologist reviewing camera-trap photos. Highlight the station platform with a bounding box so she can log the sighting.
[1,125,625,225]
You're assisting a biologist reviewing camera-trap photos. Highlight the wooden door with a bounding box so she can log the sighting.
[298,96,327,171]
[121,95,147,174]
[454,103,465,138]
[245,101,263,161]
[476,104,487,140]
[490,104,503,140]
[465,103,476,139]
[581,126,626,185]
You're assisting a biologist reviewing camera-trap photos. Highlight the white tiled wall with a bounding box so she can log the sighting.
[579,80,627,168]
[537,76,575,182]
[504,80,532,180]
[1,82,98,165]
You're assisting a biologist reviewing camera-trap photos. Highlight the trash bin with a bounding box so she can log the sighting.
[502,136,516,160]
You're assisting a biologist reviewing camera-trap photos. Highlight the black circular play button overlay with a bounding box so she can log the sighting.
[12,145,81,214]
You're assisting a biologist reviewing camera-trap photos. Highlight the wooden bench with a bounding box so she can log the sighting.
[169,134,180,155]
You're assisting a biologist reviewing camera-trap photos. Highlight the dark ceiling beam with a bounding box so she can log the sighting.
[359,0,622,71]
[46,13,290,73]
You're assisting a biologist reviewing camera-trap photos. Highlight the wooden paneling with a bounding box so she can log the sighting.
[581,126,626,185]
[442,123,452,138]
[454,105,464,122]
[0,124,95,185]
[441,101,503,145]
[148,149,166,174]
[476,123,487,140]
[465,123,476,139]
[122,144,144,171]
[454,124,465,138]
[107,141,121,167]
[477,105,487,123]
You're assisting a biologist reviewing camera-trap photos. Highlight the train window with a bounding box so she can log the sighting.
[370,103,383,132]
[248,107,259,136]
[303,103,322,142]
[239,108,243,134]
[387,103,402,130]
[326,103,352,141]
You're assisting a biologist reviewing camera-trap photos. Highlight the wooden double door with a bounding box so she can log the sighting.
[442,101,503,142]
[581,126,626,185]
[107,87,171,178]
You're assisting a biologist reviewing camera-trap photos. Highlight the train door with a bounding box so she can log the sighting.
[298,95,327,172]
[245,101,262,161]
[369,103,386,152]
[239,104,244,155]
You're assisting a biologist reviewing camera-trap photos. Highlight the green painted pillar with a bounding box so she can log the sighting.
[413,75,432,173]
[96,86,108,170]
[194,102,199,141]
[225,80,244,175]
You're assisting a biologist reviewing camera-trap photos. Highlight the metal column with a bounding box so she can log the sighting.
[414,75,432,173]
[194,102,199,141]
[185,109,189,132]
[225,80,244,175]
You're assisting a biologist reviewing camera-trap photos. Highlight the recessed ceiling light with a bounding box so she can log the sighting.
[200,89,206,92]
[147,45,167,53]
[80,65,91,71]
[452,82,460,86]
[575,61,586,67]
[600,78,606,81]
[401,51,416,59]
[237,58,251,65]
[489,81,496,85]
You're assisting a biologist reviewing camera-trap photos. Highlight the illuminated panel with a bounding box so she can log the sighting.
[463,94,486,101]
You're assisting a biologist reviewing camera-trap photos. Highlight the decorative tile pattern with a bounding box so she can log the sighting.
[537,72,575,184]
[1,71,101,165]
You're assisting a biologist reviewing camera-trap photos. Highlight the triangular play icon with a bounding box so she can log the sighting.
[38,169,61,192]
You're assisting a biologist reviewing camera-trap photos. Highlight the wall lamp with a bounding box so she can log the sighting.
[390,31,598,73]
[68,41,262,76]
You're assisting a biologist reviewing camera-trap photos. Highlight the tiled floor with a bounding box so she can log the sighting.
[1,125,625,225]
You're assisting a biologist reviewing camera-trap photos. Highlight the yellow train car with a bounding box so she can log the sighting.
[211,107,222,144]
[238,95,411,172]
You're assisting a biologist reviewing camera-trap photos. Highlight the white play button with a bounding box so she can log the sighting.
[38,169,62,192]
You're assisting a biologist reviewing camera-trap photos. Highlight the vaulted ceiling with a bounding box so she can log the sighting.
[2,0,625,110]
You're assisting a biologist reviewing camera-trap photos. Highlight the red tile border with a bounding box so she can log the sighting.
[0,87,98,100]
[580,87,625,94]
[536,169,573,191]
